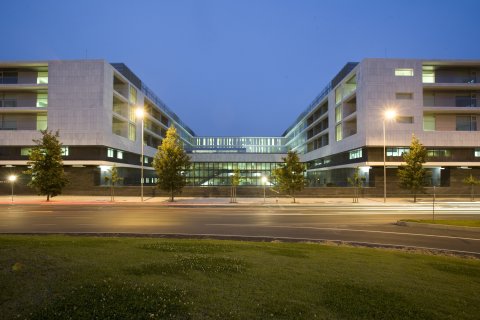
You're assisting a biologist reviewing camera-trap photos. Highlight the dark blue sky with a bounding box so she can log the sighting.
[2,0,479,136]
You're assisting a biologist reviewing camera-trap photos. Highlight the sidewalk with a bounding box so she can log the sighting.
[1,195,479,206]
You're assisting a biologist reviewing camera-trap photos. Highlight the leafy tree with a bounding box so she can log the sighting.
[153,126,190,202]
[273,151,305,203]
[230,168,241,203]
[104,165,122,202]
[463,174,480,201]
[397,135,428,203]
[24,130,69,201]
[348,167,363,203]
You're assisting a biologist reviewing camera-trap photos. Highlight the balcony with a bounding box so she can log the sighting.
[0,113,47,130]
[424,91,478,108]
[422,66,480,90]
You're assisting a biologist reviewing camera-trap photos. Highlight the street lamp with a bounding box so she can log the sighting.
[135,107,145,202]
[383,110,397,203]
[261,176,268,203]
[8,175,17,202]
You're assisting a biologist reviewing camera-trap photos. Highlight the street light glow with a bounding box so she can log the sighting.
[135,107,144,119]
[8,175,17,182]
[261,176,268,184]
[384,110,397,120]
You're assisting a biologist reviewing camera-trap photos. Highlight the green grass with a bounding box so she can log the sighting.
[402,219,480,227]
[1,236,479,319]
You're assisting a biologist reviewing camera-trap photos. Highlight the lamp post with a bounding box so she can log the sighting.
[383,110,397,203]
[8,175,17,202]
[261,176,267,203]
[135,107,145,202]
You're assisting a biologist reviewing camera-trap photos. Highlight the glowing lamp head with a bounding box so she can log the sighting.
[261,176,268,184]
[8,175,17,182]
[135,107,144,119]
[384,110,397,120]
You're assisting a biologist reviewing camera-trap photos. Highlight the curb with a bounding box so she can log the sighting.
[396,221,480,231]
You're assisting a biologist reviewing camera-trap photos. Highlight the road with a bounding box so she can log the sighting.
[1,203,480,256]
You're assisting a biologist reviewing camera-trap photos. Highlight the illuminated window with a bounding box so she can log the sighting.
[36,114,47,130]
[386,147,409,157]
[395,68,414,76]
[61,147,69,156]
[335,106,342,123]
[128,123,136,141]
[37,72,48,84]
[427,149,451,158]
[335,87,342,104]
[144,156,149,164]
[349,148,362,160]
[36,93,48,108]
[129,86,137,104]
[20,148,32,156]
[422,69,435,83]
[423,115,435,131]
[107,148,114,157]
[117,150,123,159]
[475,148,480,157]
[335,124,342,141]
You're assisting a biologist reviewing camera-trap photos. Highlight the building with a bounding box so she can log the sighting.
[1,58,479,194]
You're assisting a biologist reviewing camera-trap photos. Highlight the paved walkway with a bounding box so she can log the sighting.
[1,195,479,206]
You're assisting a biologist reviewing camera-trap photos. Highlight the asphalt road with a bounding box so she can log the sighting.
[1,203,480,255]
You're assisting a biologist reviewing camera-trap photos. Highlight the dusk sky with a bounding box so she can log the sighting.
[2,0,479,136]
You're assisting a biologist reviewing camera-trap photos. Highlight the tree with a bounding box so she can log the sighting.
[230,168,241,203]
[348,167,363,203]
[272,151,305,203]
[104,165,122,202]
[24,130,69,201]
[153,126,191,202]
[463,174,480,201]
[397,135,428,203]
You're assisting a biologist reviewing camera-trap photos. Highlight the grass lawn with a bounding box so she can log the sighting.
[401,219,480,227]
[1,236,479,319]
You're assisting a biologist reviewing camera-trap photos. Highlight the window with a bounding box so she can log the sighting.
[455,94,476,108]
[395,92,413,100]
[335,106,342,123]
[128,123,136,141]
[335,124,342,141]
[423,115,435,131]
[144,156,149,164]
[21,147,32,156]
[349,148,362,160]
[61,147,69,156]
[0,71,18,84]
[37,72,48,84]
[456,115,477,131]
[36,93,48,108]
[395,68,414,76]
[335,88,342,104]
[107,148,114,158]
[475,148,480,157]
[0,93,16,108]
[117,150,123,159]
[386,147,409,157]
[36,114,47,130]
[422,69,435,83]
[427,149,451,158]
[129,86,137,105]
[396,116,413,124]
